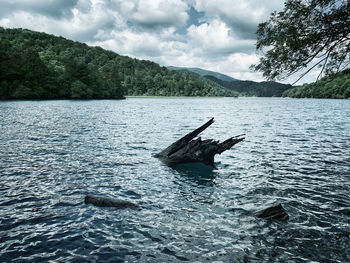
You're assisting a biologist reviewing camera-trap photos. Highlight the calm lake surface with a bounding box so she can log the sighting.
[1,98,350,262]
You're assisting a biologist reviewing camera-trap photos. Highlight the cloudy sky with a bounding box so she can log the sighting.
[0,0,317,84]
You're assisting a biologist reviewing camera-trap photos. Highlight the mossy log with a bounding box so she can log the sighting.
[155,118,245,166]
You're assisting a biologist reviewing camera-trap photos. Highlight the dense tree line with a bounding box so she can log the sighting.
[0,27,232,100]
[0,28,124,99]
[283,69,350,99]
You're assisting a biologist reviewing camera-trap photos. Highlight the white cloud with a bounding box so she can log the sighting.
[215,53,261,80]
[187,19,255,56]
[92,30,163,57]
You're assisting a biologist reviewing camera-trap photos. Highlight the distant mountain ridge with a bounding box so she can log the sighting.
[168,66,292,97]
[168,66,237,82]
[206,75,293,97]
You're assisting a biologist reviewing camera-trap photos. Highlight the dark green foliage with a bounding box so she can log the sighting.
[252,0,350,83]
[205,75,292,97]
[0,27,124,100]
[0,27,228,100]
[283,69,350,98]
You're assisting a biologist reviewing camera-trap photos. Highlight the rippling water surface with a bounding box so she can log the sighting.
[1,98,350,262]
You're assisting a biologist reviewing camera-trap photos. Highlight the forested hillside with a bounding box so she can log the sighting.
[205,75,292,97]
[283,69,350,99]
[0,27,232,100]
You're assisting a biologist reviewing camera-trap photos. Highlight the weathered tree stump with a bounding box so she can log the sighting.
[155,118,245,166]
[252,203,289,221]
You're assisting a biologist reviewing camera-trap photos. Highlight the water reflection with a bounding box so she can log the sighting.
[171,163,217,205]
[173,162,217,185]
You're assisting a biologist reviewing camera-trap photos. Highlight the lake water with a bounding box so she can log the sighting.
[1,98,350,262]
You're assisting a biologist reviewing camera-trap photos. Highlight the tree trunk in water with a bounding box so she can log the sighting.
[252,204,289,221]
[155,118,245,166]
[84,195,141,210]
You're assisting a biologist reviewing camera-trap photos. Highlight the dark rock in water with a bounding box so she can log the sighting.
[253,203,289,221]
[155,118,245,166]
[84,195,141,210]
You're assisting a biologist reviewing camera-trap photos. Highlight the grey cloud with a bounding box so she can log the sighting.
[0,0,78,19]
[227,20,258,40]
[197,43,256,58]
[192,0,285,41]
[111,0,189,31]
[75,0,93,14]
[133,45,162,57]
[0,5,12,17]
[130,19,178,30]
[222,3,285,40]
[0,0,119,43]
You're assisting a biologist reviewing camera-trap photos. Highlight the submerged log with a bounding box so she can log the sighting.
[84,195,141,210]
[252,203,289,221]
[155,118,245,166]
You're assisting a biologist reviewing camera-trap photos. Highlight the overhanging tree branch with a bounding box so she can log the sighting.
[252,0,350,84]
[292,57,326,85]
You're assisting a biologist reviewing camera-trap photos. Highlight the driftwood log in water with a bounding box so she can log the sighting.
[253,204,289,221]
[84,195,141,210]
[155,118,245,166]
